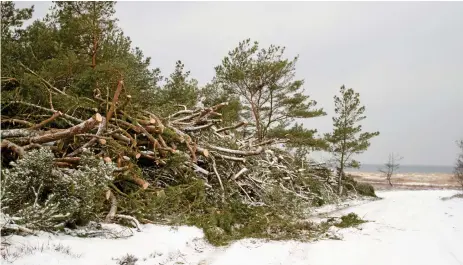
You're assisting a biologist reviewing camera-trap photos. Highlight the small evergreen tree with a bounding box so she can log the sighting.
[325,85,379,195]
[154,60,199,115]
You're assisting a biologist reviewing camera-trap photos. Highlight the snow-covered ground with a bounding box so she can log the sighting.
[2,190,462,265]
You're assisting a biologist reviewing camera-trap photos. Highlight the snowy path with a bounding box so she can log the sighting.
[208,190,463,265]
[3,190,463,265]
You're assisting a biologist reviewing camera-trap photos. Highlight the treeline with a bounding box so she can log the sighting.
[1,1,379,244]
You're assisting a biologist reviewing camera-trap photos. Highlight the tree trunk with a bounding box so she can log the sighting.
[338,153,345,195]
[250,99,262,142]
[337,171,343,195]
[387,175,393,187]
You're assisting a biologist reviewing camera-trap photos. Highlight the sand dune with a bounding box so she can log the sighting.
[346,171,461,190]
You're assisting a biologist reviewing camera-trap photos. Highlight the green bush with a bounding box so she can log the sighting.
[344,175,376,197]
[335,213,367,228]
[355,182,376,197]
[1,148,116,231]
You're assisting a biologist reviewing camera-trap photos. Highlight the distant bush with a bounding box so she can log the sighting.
[115,253,138,265]
[335,213,367,228]
[441,193,463,201]
[344,175,376,197]
[355,182,376,197]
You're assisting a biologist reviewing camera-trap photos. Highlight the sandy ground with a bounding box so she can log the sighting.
[347,171,462,191]
[2,190,462,265]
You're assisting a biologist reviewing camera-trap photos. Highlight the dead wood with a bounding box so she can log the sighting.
[29,111,63,130]
[1,139,25,158]
[106,80,124,129]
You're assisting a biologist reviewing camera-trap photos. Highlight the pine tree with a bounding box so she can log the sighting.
[325,85,380,195]
[214,39,325,143]
[154,60,199,115]
[200,82,242,126]
[50,1,117,69]
[1,1,34,77]
[1,1,161,118]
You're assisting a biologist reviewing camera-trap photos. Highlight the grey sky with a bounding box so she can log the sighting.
[15,1,463,166]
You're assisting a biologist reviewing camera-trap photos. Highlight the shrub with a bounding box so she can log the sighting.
[116,253,138,265]
[355,182,376,197]
[344,175,376,197]
[335,213,367,228]
[0,148,116,232]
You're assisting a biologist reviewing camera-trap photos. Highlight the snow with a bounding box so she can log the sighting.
[2,190,463,265]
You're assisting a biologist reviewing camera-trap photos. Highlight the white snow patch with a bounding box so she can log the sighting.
[2,190,463,265]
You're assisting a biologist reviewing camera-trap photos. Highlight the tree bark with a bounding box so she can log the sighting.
[106,79,124,129]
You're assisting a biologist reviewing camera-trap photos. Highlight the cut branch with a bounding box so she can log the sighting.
[27,113,102,144]
[29,111,62,130]
[216,121,248,133]
[212,152,246,163]
[206,144,263,156]
[106,79,124,129]
[67,117,107,157]
[211,157,225,201]
[232,167,249,180]
[105,190,118,223]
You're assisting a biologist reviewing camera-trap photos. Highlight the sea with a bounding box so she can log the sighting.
[353,164,454,174]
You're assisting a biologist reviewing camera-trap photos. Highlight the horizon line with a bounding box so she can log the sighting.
[360,163,454,167]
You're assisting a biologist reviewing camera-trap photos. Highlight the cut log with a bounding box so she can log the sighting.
[132,175,149,189]
[26,113,102,144]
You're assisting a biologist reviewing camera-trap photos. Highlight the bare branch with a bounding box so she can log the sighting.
[206,144,263,156]
[29,111,63,130]
[232,167,248,180]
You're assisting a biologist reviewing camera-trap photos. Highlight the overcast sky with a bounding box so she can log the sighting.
[15,1,463,166]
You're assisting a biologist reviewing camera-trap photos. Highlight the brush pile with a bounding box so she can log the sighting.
[0,79,341,235]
